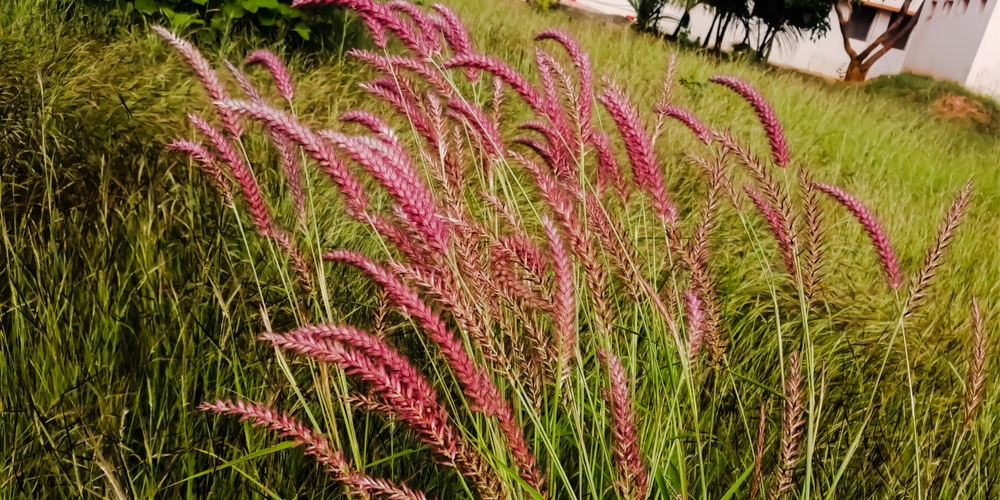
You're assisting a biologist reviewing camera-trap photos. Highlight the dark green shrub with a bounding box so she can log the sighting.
[81,0,339,40]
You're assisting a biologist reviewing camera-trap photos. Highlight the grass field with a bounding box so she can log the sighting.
[2,0,999,498]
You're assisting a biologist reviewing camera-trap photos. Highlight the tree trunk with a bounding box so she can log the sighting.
[703,12,719,48]
[844,59,869,82]
[714,12,732,51]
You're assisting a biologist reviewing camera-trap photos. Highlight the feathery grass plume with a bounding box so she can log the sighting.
[535,29,593,140]
[510,150,581,245]
[390,261,501,368]
[907,180,973,314]
[350,49,453,98]
[341,109,398,141]
[357,74,443,156]
[542,216,577,385]
[590,130,629,200]
[599,77,678,225]
[714,130,794,239]
[244,49,296,103]
[187,114,277,238]
[447,97,505,162]
[586,199,643,301]
[153,26,243,138]
[797,169,823,302]
[165,140,233,204]
[258,327,501,496]
[199,400,430,500]
[749,401,768,500]
[386,0,442,55]
[216,99,370,218]
[963,298,988,431]
[444,54,544,111]
[431,2,474,56]
[517,120,573,180]
[224,60,263,102]
[323,250,544,491]
[685,154,730,364]
[322,132,451,254]
[651,53,678,144]
[656,53,679,111]
[745,186,797,276]
[772,350,804,499]
[532,50,578,163]
[225,60,307,220]
[709,75,789,167]
[490,76,506,123]
[654,104,712,144]
[811,182,903,290]
[684,290,705,360]
[599,349,648,500]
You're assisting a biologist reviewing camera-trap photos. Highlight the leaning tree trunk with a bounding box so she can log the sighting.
[844,59,869,83]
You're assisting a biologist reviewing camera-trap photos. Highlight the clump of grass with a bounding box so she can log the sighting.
[6,0,1000,497]
[152,0,996,498]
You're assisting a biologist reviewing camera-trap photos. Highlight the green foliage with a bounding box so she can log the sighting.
[529,0,561,12]
[628,0,670,34]
[81,0,324,39]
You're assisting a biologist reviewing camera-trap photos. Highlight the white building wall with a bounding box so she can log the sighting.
[767,9,907,79]
[966,1,1000,98]
[901,0,997,88]
[565,0,909,80]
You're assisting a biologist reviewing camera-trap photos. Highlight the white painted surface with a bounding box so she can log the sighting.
[565,0,909,79]
[565,0,1000,98]
[965,2,1000,98]
[901,0,997,89]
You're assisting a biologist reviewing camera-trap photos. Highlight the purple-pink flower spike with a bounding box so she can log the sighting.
[535,29,594,140]
[598,349,649,499]
[685,290,705,359]
[812,183,904,290]
[245,49,296,102]
[154,26,243,138]
[655,104,712,144]
[199,399,431,500]
[165,140,233,204]
[444,54,544,112]
[599,78,678,225]
[215,99,370,218]
[709,75,790,168]
[744,185,797,276]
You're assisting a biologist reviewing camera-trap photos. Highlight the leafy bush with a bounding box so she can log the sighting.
[628,0,670,34]
[82,0,333,39]
[159,0,991,498]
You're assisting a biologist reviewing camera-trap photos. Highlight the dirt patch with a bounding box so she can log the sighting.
[933,94,995,130]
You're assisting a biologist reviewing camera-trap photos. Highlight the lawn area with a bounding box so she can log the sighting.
[2,0,999,498]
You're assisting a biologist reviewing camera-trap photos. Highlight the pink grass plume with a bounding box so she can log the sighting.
[165,139,233,204]
[685,290,705,360]
[655,104,712,144]
[812,182,903,290]
[599,78,677,225]
[598,349,648,500]
[245,49,296,102]
[542,216,576,385]
[745,185,797,276]
[445,54,544,111]
[535,29,593,139]
[199,399,430,500]
[153,26,243,138]
[215,99,370,218]
[709,75,790,167]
